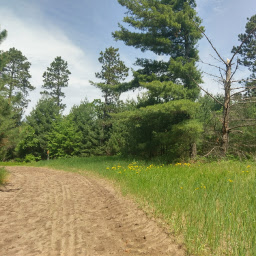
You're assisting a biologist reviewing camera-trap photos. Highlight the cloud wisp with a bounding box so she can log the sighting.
[0,7,102,115]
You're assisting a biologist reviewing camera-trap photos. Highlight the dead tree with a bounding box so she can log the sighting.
[192,25,256,156]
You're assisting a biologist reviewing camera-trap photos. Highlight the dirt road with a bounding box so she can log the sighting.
[0,167,185,256]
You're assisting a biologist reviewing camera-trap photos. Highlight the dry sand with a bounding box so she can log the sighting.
[0,166,185,256]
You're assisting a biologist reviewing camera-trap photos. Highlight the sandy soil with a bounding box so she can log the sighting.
[0,166,185,256]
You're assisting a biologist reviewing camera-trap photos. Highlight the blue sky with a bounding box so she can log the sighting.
[0,0,255,115]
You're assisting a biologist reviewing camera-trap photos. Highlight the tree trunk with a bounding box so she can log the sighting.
[191,142,197,159]
[222,62,232,155]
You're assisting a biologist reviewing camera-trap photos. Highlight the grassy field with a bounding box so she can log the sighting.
[0,167,9,185]
[33,156,256,255]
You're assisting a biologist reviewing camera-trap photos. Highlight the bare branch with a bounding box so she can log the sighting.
[219,67,225,82]
[230,130,244,134]
[231,87,246,90]
[229,59,239,83]
[229,123,256,130]
[195,25,226,65]
[231,78,256,83]
[231,119,256,121]
[231,89,247,97]
[199,59,226,71]
[203,146,221,157]
[231,86,256,91]
[209,54,224,64]
[191,78,224,106]
[202,71,222,80]
[231,101,256,106]
[230,25,256,64]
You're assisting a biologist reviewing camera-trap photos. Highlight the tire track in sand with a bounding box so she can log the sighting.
[0,167,185,256]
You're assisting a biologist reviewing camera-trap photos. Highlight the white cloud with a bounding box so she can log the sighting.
[0,7,101,116]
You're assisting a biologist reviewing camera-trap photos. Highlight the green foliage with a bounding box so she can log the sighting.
[90,47,129,149]
[113,0,202,56]
[0,47,34,115]
[232,14,256,93]
[41,56,71,110]
[113,0,203,99]
[24,153,41,163]
[228,99,256,157]
[0,28,7,44]
[90,47,129,112]
[111,99,202,159]
[16,98,60,160]
[196,95,223,156]
[69,99,105,156]
[0,95,20,161]
[47,116,83,158]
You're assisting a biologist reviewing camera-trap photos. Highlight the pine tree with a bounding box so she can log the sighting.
[41,56,71,111]
[0,48,34,114]
[232,14,256,95]
[90,46,129,117]
[0,27,7,44]
[17,98,60,160]
[113,0,203,101]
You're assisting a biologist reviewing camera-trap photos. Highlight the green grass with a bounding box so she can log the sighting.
[0,167,9,185]
[0,162,27,166]
[34,156,256,255]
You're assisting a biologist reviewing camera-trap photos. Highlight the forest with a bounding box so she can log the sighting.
[0,0,256,163]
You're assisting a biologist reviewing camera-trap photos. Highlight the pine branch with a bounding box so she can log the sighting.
[230,25,256,64]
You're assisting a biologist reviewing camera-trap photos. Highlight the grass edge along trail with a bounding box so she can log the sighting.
[33,156,255,255]
[0,167,9,185]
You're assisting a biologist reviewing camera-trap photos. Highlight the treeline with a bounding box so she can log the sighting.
[0,1,256,162]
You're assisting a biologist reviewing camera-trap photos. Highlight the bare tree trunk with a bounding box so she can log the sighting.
[222,62,232,155]
[191,142,197,159]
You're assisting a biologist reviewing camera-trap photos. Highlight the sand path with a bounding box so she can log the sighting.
[0,166,185,256]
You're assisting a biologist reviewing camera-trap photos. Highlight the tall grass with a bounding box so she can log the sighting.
[35,157,256,255]
[0,167,8,185]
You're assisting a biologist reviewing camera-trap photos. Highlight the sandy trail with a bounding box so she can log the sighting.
[0,167,185,256]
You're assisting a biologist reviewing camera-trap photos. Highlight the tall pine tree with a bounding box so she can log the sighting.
[90,46,129,116]
[113,0,203,102]
[0,48,34,115]
[41,56,71,111]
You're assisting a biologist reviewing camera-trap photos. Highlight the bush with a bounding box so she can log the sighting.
[24,154,41,163]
